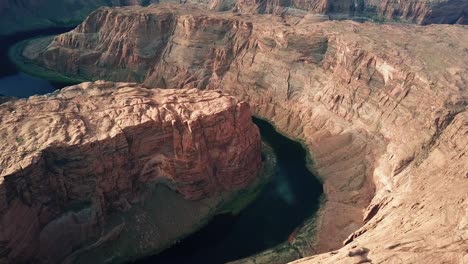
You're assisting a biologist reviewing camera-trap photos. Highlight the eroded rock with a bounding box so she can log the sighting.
[0,81,262,263]
[0,0,465,35]
[21,4,468,263]
[234,0,468,24]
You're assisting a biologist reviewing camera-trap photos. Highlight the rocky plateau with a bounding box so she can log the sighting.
[233,0,467,24]
[19,3,468,263]
[0,0,466,35]
[0,82,262,263]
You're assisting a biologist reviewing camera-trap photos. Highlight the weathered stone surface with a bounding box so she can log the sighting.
[0,0,465,36]
[0,0,162,35]
[291,112,468,264]
[234,0,468,24]
[25,4,468,263]
[0,81,262,263]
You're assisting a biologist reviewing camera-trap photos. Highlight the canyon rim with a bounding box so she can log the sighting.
[0,1,467,264]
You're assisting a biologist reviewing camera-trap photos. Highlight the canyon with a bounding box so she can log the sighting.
[0,82,262,263]
[16,3,468,263]
[234,0,467,24]
[0,0,466,36]
[0,0,161,35]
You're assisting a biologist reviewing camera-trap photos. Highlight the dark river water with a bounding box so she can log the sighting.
[1,29,324,264]
[135,117,323,264]
[0,27,77,98]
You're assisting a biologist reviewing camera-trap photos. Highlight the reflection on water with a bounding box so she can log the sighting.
[1,26,324,264]
[135,117,323,264]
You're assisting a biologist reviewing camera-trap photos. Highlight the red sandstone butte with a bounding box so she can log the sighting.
[0,81,262,263]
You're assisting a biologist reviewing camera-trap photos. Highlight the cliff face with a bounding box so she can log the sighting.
[0,0,465,36]
[26,4,468,263]
[0,81,262,263]
[234,0,468,24]
[0,0,161,35]
[374,0,467,24]
[291,111,468,263]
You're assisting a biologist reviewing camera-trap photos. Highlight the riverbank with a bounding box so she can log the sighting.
[226,118,327,264]
[8,36,87,84]
[70,143,278,264]
[2,26,325,264]
[134,118,324,264]
[0,27,84,97]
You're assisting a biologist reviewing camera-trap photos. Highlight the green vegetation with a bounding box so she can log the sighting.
[8,37,88,84]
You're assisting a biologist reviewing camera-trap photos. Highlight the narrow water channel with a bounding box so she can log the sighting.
[0,27,77,98]
[1,30,324,264]
[134,117,323,264]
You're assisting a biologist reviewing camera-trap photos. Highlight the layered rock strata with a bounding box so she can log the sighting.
[234,0,467,24]
[24,4,468,263]
[291,111,468,264]
[0,0,465,36]
[0,0,160,35]
[0,81,262,263]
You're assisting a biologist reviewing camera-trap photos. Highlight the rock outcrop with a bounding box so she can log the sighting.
[24,4,468,263]
[0,0,465,36]
[234,0,468,24]
[0,0,161,35]
[291,111,468,263]
[0,81,262,263]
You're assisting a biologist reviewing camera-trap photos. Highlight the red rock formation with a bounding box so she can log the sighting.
[234,0,468,24]
[25,5,468,263]
[0,0,465,36]
[0,0,162,35]
[0,81,262,263]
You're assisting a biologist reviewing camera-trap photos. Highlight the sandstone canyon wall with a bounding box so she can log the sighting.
[234,0,467,24]
[0,0,466,36]
[0,81,262,263]
[25,4,468,263]
[0,0,161,35]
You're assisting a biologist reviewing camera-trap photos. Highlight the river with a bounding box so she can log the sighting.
[0,26,77,97]
[1,29,323,264]
[134,117,323,263]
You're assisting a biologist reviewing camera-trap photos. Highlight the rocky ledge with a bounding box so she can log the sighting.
[0,0,466,35]
[0,81,262,263]
[0,0,162,35]
[22,4,468,263]
[234,0,467,24]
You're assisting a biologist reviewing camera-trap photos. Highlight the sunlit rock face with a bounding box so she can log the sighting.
[0,0,465,35]
[0,81,262,263]
[25,4,468,263]
[234,0,467,24]
[0,0,162,35]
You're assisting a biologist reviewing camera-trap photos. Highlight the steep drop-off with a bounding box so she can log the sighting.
[0,0,466,36]
[0,81,262,263]
[234,0,467,24]
[23,4,468,263]
[0,0,162,35]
